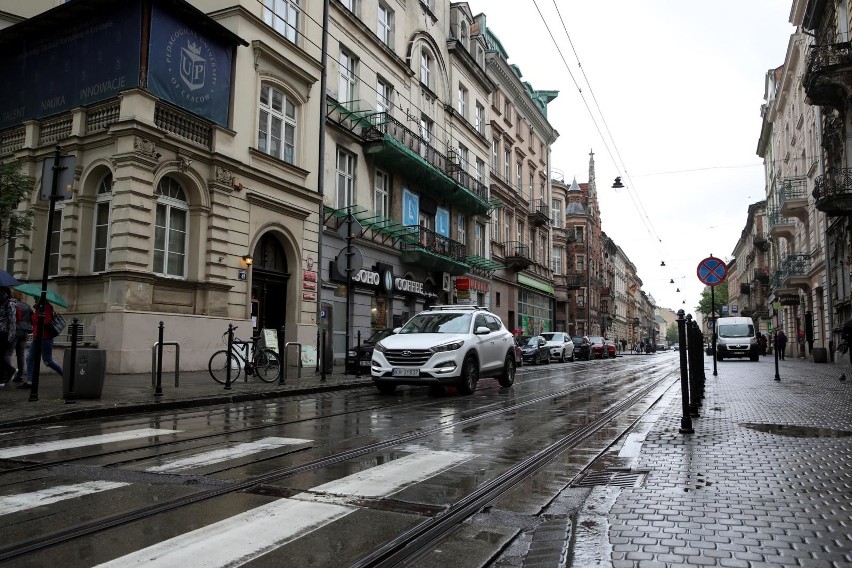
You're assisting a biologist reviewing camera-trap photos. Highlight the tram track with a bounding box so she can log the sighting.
[0,357,678,562]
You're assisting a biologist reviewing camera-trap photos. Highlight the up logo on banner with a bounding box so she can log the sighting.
[180,41,206,92]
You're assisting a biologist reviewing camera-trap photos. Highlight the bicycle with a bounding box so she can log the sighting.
[208,326,282,384]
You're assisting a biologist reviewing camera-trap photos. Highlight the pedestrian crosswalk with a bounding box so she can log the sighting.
[0,428,477,566]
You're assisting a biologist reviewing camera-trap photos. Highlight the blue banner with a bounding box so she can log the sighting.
[147,7,233,126]
[0,3,141,130]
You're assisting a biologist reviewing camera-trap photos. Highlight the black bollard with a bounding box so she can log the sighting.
[692,320,706,399]
[355,330,362,377]
[321,328,327,381]
[64,318,79,403]
[155,321,164,397]
[225,324,234,390]
[773,329,780,381]
[686,315,700,417]
[676,310,694,434]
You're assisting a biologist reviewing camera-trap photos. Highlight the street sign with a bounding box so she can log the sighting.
[40,155,75,200]
[697,256,727,287]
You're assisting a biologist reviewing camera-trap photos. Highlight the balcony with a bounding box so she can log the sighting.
[502,240,532,271]
[753,233,769,251]
[400,225,469,275]
[781,253,810,285]
[754,267,770,285]
[804,42,852,108]
[529,198,550,226]
[553,271,584,290]
[813,168,852,215]
[779,177,809,222]
[768,208,795,241]
[361,112,490,215]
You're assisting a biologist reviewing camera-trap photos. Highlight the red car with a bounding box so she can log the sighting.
[588,336,606,359]
[605,340,617,358]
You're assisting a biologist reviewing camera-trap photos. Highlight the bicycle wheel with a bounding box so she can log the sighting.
[254,348,282,383]
[209,350,242,384]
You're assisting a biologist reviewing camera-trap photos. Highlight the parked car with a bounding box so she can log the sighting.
[572,336,591,360]
[604,339,617,358]
[540,332,575,362]
[519,335,550,365]
[588,336,606,359]
[346,329,394,374]
[370,305,517,395]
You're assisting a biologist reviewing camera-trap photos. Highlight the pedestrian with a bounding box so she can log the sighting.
[11,290,32,383]
[775,329,788,360]
[758,333,767,356]
[21,299,63,388]
[621,338,627,352]
[840,319,852,381]
[0,286,17,386]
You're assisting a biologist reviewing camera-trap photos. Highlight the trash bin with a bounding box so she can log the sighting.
[63,349,107,399]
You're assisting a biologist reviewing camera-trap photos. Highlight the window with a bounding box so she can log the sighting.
[475,222,485,256]
[92,173,112,273]
[47,208,63,276]
[457,144,468,172]
[540,180,545,199]
[492,208,500,244]
[552,246,563,275]
[529,172,534,198]
[336,148,355,209]
[374,169,389,218]
[504,213,512,243]
[154,177,188,278]
[340,0,356,14]
[496,291,501,307]
[377,3,393,46]
[258,84,296,164]
[575,226,584,242]
[491,90,499,109]
[492,139,499,172]
[516,161,522,192]
[419,116,432,157]
[475,158,485,184]
[420,47,431,88]
[475,103,484,134]
[263,0,300,43]
[457,214,466,246]
[504,148,510,180]
[3,237,15,274]
[420,0,434,10]
[458,84,467,118]
[338,50,357,105]
[576,255,585,272]
[517,220,525,244]
[376,78,392,114]
[504,98,511,122]
[551,199,562,228]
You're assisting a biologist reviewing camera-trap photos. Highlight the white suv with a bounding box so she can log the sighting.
[370,305,516,395]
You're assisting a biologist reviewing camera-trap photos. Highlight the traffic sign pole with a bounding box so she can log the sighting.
[697,255,727,377]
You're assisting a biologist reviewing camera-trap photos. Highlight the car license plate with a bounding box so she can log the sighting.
[392,368,420,377]
[359,360,371,366]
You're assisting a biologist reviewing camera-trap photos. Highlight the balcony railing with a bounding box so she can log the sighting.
[754,267,770,284]
[362,112,489,212]
[781,254,810,279]
[753,233,769,251]
[503,240,532,271]
[528,198,550,226]
[779,176,809,220]
[768,207,795,240]
[403,225,466,261]
[813,168,852,215]
[804,41,852,107]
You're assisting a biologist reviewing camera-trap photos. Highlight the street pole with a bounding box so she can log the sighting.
[29,145,64,402]
[711,284,718,377]
[315,0,330,381]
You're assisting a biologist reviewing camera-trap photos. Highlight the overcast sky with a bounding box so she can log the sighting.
[466,0,795,313]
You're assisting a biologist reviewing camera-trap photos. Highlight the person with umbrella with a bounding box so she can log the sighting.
[10,290,32,383]
[0,286,17,385]
[21,298,64,388]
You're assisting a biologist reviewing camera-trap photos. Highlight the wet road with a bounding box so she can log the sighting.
[0,352,680,567]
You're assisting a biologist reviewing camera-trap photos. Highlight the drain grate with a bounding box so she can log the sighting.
[572,469,648,488]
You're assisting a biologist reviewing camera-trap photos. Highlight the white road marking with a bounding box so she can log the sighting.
[145,437,312,472]
[0,481,129,515]
[0,429,182,459]
[98,449,477,567]
[308,450,475,498]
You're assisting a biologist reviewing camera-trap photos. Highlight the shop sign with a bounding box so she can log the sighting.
[302,291,317,302]
[304,271,317,282]
[303,281,317,291]
[351,269,381,286]
[778,294,800,306]
[395,277,424,295]
[517,274,554,294]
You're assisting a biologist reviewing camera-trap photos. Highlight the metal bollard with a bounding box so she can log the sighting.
[676,310,694,434]
[773,329,781,381]
[321,328,327,381]
[155,321,164,397]
[685,315,700,417]
[225,324,234,390]
[355,330,362,377]
[64,318,80,403]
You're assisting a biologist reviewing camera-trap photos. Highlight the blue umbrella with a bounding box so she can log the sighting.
[0,270,19,287]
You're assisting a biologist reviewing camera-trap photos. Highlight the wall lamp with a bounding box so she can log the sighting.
[242,255,254,266]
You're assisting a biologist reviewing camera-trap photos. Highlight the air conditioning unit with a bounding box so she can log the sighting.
[442,272,451,292]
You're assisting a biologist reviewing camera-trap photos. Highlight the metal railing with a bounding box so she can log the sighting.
[779,176,808,204]
[805,41,852,87]
[402,225,467,261]
[503,240,530,259]
[814,168,852,202]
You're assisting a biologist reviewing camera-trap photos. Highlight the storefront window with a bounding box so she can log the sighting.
[372,296,388,330]
[518,289,553,334]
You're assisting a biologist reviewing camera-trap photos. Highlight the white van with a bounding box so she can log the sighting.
[715,316,759,361]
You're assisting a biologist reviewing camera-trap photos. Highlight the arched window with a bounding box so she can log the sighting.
[154,177,188,278]
[92,173,112,272]
[258,83,297,165]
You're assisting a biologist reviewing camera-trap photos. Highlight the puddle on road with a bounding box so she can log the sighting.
[740,423,852,438]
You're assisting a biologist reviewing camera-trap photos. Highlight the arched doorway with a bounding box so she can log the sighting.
[251,233,290,336]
